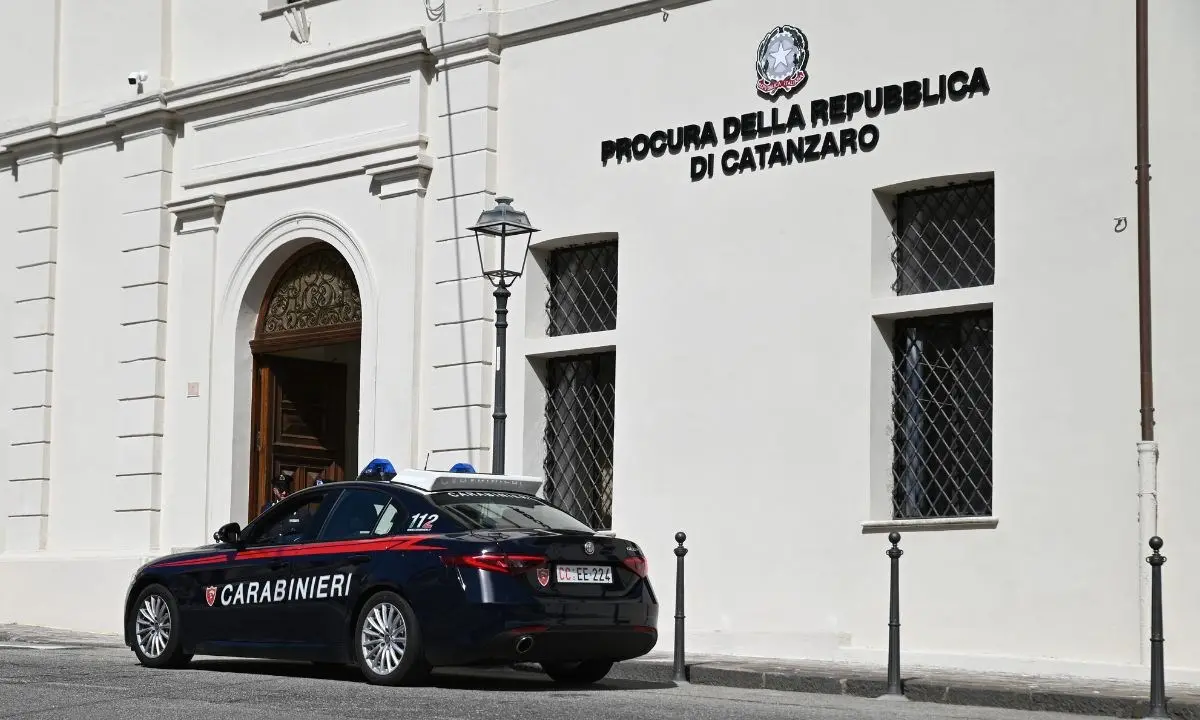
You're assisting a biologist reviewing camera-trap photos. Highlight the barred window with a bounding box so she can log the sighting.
[891,310,993,519]
[545,241,618,336]
[891,180,995,295]
[542,352,615,530]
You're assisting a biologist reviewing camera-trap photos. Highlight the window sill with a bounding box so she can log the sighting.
[870,285,994,320]
[261,0,340,20]
[524,330,617,359]
[860,516,998,533]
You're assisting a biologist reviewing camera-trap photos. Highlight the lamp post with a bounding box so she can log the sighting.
[468,196,539,475]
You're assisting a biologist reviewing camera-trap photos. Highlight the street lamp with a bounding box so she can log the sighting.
[468,196,539,474]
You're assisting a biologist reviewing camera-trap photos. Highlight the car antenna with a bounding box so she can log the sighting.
[423,450,431,471]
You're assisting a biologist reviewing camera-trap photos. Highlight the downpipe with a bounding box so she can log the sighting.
[1138,441,1158,665]
[1133,0,1157,669]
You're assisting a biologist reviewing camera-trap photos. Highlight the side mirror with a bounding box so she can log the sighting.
[213,522,242,545]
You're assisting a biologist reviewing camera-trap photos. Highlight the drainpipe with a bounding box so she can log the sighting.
[1134,0,1158,666]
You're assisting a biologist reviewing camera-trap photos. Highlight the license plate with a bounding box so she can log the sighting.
[556,564,612,584]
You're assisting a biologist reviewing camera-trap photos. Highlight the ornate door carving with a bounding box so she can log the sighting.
[250,245,363,354]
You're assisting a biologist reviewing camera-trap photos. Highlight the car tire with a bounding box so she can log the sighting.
[541,660,614,685]
[129,583,192,669]
[353,590,430,686]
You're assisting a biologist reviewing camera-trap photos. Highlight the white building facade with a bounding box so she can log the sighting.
[3,0,1200,683]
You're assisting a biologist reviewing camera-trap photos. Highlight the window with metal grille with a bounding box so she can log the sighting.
[545,241,618,336]
[890,310,993,519]
[891,180,995,295]
[542,352,616,530]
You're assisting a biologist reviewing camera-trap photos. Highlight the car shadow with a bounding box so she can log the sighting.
[183,659,674,692]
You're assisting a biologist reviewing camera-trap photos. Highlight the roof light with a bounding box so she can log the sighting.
[449,462,476,473]
[358,458,397,482]
[388,468,544,496]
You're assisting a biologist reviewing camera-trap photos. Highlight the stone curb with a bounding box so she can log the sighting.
[516,658,1200,719]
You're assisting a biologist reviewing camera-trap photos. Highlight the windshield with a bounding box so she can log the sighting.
[430,490,593,533]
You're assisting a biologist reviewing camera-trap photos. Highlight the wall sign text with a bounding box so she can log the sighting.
[599,67,990,182]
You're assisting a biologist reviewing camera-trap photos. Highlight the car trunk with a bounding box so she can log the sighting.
[463,529,648,600]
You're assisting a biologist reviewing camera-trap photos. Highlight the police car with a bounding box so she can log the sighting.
[122,460,658,686]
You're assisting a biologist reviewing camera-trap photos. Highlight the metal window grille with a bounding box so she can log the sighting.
[891,180,995,295]
[890,310,993,519]
[545,241,618,336]
[543,352,616,530]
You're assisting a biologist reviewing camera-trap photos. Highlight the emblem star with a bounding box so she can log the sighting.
[770,45,793,71]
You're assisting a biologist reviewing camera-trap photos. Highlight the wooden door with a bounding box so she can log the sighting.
[250,355,349,516]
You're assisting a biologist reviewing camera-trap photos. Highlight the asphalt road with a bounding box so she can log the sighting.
[0,642,1112,720]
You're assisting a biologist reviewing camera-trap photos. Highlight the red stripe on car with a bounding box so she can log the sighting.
[150,536,444,567]
[234,535,446,560]
[151,554,230,568]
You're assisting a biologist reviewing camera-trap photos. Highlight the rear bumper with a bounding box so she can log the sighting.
[424,600,658,666]
[486,625,657,664]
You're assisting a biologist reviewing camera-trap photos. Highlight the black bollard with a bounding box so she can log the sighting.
[1146,536,1168,718]
[673,531,688,683]
[879,531,907,700]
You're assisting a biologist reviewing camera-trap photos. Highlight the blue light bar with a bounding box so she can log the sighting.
[358,458,397,482]
[449,462,476,473]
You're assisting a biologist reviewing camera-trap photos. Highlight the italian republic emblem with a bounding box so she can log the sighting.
[756,25,809,96]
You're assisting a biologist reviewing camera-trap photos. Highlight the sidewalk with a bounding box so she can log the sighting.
[5,623,1198,718]
[0,623,124,649]
[518,651,1200,719]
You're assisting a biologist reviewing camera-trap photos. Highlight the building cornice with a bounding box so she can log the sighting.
[171,133,431,205]
[0,1,713,158]
[0,28,430,157]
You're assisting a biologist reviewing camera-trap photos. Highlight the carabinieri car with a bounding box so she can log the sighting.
[122,461,658,686]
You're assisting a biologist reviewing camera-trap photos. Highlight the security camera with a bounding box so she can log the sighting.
[127,71,148,86]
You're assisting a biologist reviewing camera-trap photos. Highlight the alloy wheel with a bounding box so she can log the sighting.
[135,594,172,659]
[360,602,407,675]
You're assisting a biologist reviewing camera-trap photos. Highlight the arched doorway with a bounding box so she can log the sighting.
[247,243,362,515]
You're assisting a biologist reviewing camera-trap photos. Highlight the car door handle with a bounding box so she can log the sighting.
[348,555,370,565]
[269,561,287,571]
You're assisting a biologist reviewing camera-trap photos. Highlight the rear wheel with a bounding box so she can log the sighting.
[541,660,614,685]
[353,591,430,686]
[129,583,192,669]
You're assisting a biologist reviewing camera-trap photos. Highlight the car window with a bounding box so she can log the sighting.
[319,489,407,542]
[430,490,593,533]
[244,490,340,547]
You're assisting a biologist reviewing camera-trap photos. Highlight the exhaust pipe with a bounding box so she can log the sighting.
[515,635,534,655]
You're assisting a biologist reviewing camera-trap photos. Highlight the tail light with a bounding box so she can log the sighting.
[622,556,648,578]
[443,553,547,575]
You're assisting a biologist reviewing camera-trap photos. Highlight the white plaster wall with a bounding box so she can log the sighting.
[0,0,59,126]
[171,0,494,89]
[163,175,420,544]
[0,0,1194,679]
[56,0,171,115]
[0,161,15,553]
[46,145,126,553]
[173,70,422,199]
[500,0,1149,670]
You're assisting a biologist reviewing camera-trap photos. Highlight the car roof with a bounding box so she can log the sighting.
[385,469,543,496]
[292,473,544,501]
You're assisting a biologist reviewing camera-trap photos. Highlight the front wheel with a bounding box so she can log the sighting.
[541,660,614,685]
[353,591,430,686]
[129,583,192,669]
